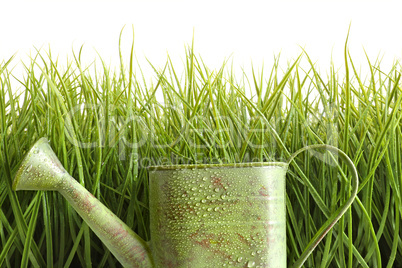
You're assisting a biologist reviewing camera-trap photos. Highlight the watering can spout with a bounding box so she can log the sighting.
[13,138,154,268]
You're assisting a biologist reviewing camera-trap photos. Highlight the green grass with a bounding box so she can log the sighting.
[1,38,402,267]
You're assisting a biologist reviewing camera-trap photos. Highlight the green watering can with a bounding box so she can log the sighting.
[13,138,358,267]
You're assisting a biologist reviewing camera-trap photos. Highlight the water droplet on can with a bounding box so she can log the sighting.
[26,164,33,172]
[247,261,256,267]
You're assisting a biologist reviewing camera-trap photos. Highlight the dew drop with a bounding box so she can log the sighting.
[26,165,33,172]
[247,261,256,267]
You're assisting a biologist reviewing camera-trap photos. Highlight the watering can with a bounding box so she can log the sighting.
[13,138,358,267]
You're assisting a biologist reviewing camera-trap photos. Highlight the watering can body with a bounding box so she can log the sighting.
[13,138,358,268]
[149,164,287,267]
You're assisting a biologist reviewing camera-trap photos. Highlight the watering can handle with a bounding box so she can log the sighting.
[287,144,359,268]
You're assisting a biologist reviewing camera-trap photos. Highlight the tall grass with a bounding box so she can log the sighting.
[1,40,401,267]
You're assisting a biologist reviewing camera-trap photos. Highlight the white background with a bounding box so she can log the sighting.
[1,0,402,89]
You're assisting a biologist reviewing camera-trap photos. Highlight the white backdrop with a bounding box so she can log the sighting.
[1,0,402,88]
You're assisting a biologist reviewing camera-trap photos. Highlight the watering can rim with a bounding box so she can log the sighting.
[147,162,289,171]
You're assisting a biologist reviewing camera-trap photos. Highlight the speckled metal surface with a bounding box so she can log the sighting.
[149,164,288,268]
